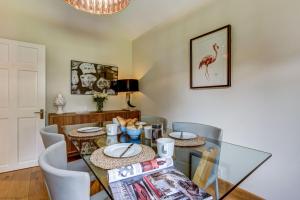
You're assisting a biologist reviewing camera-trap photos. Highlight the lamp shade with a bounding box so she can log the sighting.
[64,0,130,15]
[117,79,139,92]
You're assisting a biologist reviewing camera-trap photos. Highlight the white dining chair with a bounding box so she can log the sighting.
[172,122,222,200]
[141,115,168,131]
[40,125,93,175]
[40,125,64,148]
[39,141,109,200]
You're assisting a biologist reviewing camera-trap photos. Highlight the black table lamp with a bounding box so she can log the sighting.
[117,79,139,108]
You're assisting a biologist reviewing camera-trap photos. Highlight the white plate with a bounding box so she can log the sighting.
[169,132,197,140]
[77,127,102,133]
[135,121,147,126]
[104,143,142,158]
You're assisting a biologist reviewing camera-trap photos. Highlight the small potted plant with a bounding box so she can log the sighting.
[93,92,108,112]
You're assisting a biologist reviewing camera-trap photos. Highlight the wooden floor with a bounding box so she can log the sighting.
[0,167,263,200]
[206,179,264,200]
[0,167,48,200]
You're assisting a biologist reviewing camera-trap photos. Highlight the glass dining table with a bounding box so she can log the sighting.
[69,129,271,200]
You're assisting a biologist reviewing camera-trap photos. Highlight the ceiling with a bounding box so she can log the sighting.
[2,0,212,40]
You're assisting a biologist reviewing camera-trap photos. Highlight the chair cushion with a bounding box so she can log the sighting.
[68,159,95,181]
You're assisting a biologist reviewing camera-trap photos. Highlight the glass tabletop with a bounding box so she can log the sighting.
[70,131,271,200]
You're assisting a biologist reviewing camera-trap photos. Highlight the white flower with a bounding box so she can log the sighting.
[100,93,108,98]
[93,92,108,101]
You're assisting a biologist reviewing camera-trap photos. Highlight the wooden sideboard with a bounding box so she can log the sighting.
[48,110,141,158]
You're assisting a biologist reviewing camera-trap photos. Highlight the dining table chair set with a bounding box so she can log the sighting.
[38,115,271,200]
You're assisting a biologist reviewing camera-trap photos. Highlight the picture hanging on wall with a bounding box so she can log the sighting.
[71,60,118,95]
[190,25,231,89]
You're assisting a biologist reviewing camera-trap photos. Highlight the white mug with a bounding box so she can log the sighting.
[144,126,152,139]
[106,124,118,136]
[156,138,175,158]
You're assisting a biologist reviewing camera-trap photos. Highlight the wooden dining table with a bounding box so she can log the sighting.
[67,128,271,200]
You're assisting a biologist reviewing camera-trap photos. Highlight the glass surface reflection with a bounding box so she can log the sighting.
[71,130,271,200]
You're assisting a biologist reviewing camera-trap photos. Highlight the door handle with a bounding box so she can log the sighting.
[34,109,44,119]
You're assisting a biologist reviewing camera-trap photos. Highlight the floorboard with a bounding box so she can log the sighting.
[28,167,49,200]
[0,169,14,199]
[0,168,31,200]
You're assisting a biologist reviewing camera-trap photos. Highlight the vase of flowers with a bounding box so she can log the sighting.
[93,92,108,112]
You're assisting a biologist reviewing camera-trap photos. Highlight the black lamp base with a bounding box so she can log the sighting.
[125,92,136,110]
[127,100,136,108]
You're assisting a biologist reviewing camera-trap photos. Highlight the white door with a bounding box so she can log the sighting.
[0,38,45,173]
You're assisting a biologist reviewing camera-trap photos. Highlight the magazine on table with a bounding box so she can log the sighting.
[108,158,213,200]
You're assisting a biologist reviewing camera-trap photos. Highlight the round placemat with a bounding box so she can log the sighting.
[69,129,106,140]
[165,135,206,147]
[90,144,156,170]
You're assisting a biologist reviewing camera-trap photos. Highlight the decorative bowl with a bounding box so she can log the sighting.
[120,126,127,133]
[127,129,142,140]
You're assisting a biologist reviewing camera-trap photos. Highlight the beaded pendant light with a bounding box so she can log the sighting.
[64,0,130,15]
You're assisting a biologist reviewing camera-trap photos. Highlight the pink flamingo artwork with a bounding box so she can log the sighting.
[199,43,219,79]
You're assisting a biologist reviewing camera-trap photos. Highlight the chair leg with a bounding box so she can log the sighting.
[214,179,219,200]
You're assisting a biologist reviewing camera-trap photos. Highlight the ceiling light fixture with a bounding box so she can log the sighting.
[64,0,130,15]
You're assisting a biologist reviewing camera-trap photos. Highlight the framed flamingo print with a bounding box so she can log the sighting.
[190,25,231,88]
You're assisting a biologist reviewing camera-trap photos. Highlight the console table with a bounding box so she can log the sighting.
[48,110,141,158]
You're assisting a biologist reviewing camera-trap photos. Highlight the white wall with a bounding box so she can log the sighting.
[0,2,132,113]
[133,0,300,199]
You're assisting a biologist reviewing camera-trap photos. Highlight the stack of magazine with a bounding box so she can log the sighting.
[108,158,213,200]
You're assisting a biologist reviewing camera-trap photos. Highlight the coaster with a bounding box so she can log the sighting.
[90,144,156,170]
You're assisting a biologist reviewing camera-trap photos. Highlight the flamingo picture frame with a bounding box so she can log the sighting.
[190,25,231,89]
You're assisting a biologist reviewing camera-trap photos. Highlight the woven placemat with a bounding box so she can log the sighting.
[90,145,156,170]
[173,136,206,147]
[69,129,106,139]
